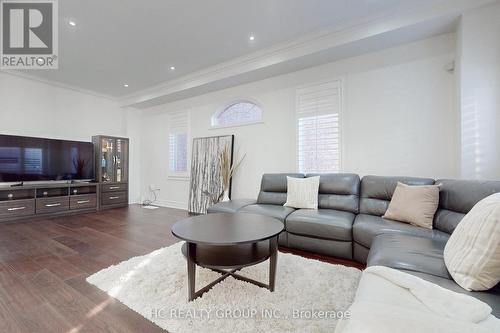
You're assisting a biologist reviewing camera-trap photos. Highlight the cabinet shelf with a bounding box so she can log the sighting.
[0,189,35,201]
[36,187,69,198]
[93,135,129,210]
[70,186,97,196]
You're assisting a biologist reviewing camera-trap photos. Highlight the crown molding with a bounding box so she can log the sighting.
[118,0,497,108]
[1,70,117,102]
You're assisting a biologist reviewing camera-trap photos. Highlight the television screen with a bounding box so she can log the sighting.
[0,134,94,182]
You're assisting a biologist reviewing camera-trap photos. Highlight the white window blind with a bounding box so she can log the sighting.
[169,110,189,177]
[297,80,342,174]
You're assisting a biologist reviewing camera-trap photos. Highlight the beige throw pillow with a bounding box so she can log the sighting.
[284,176,320,209]
[382,182,439,229]
[444,193,500,291]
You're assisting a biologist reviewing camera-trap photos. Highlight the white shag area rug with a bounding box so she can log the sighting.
[87,242,361,333]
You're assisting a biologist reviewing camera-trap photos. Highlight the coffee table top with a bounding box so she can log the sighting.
[171,213,283,245]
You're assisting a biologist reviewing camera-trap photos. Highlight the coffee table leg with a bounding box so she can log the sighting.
[269,236,278,292]
[186,242,196,301]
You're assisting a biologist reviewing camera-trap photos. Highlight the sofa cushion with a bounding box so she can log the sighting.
[287,233,353,259]
[432,209,466,235]
[286,209,354,241]
[207,199,256,213]
[239,204,295,222]
[444,193,500,291]
[256,173,304,205]
[306,173,360,213]
[367,233,450,279]
[383,182,439,229]
[284,176,320,209]
[359,175,435,216]
[433,179,500,233]
[353,213,449,248]
[436,179,500,214]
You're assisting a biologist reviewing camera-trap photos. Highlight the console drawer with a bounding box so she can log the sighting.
[70,194,97,210]
[36,197,69,214]
[0,199,35,218]
[101,191,128,205]
[101,183,128,193]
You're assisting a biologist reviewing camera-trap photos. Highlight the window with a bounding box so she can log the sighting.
[297,80,342,173]
[168,110,190,178]
[211,101,262,127]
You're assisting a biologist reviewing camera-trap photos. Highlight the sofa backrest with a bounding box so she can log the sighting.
[257,173,304,205]
[359,175,435,216]
[433,179,500,234]
[306,173,360,213]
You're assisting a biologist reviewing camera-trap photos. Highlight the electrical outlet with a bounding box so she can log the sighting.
[149,185,160,191]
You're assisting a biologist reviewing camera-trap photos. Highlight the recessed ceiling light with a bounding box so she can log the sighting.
[249,35,255,41]
[170,66,175,71]
[123,84,129,88]
[68,20,76,27]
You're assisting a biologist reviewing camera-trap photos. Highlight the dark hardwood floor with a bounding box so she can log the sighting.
[0,205,363,332]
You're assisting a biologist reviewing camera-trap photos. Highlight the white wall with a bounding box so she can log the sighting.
[458,2,500,180]
[0,73,125,140]
[123,107,143,203]
[138,33,458,209]
[0,73,142,201]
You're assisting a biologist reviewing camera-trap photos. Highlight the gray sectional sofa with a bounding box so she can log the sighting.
[208,173,500,315]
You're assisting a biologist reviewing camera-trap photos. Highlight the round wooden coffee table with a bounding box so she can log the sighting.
[171,213,284,301]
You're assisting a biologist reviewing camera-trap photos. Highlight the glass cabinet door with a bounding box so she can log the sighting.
[100,138,115,182]
[115,139,128,182]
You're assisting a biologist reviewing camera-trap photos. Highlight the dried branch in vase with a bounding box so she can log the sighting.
[218,144,246,201]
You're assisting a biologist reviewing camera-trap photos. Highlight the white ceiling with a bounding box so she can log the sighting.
[129,15,458,108]
[15,0,446,97]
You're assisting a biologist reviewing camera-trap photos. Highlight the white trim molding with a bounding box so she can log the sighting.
[1,70,117,101]
[166,175,190,181]
[155,199,188,210]
[209,120,264,131]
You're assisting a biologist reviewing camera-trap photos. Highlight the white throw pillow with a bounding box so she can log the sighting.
[444,192,500,291]
[383,182,440,229]
[284,176,320,209]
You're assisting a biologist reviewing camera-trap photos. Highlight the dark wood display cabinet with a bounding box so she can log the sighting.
[0,183,98,223]
[92,135,129,210]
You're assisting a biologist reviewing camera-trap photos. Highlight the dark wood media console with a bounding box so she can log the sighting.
[0,182,99,223]
[0,135,130,222]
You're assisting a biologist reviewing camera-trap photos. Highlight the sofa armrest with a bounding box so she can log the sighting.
[207,199,257,214]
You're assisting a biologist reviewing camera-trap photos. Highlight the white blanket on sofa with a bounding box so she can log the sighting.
[335,266,500,333]
[365,266,491,322]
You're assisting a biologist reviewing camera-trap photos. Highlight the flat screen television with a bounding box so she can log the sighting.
[0,134,95,183]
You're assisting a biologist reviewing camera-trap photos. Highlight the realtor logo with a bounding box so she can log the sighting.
[1,0,58,69]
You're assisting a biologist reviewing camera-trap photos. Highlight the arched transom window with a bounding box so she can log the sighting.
[211,101,263,127]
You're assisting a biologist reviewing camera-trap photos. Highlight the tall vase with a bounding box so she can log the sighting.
[222,188,230,202]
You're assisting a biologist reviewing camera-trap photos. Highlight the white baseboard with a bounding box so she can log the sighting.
[128,199,141,204]
[154,199,188,210]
